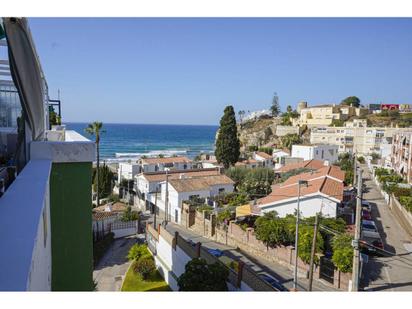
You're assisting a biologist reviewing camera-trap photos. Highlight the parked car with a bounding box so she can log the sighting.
[362,220,378,233]
[362,209,372,221]
[362,200,372,212]
[207,248,223,257]
[259,274,288,291]
[361,230,384,256]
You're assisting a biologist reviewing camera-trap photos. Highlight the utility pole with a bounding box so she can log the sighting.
[308,212,320,291]
[351,168,363,291]
[353,152,357,187]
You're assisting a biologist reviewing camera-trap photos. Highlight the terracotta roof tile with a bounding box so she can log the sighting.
[255,151,273,160]
[139,168,221,182]
[277,159,326,173]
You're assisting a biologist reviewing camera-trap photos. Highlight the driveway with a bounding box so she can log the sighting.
[93,236,139,291]
[164,222,336,291]
[360,165,412,291]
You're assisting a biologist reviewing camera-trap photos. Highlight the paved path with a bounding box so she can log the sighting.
[360,165,412,291]
[93,236,139,291]
[163,222,336,291]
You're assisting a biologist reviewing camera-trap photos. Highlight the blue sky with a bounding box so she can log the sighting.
[28,18,412,125]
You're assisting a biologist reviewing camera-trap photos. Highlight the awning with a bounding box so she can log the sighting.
[236,204,252,218]
[3,17,46,140]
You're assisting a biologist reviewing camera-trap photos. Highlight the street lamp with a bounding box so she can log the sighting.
[293,179,308,291]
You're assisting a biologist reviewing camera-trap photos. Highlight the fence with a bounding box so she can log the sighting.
[146,223,276,291]
[93,218,139,240]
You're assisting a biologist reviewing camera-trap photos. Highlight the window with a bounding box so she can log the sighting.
[218,188,225,194]
[175,210,178,223]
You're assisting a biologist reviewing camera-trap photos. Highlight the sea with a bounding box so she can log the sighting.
[65,123,218,163]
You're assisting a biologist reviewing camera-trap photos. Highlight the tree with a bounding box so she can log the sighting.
[49,105,61,126]
[270,92,280,117]
[177,258,228,291]
[92,163,113,199]
[280,133,302,151]
[121,206,140,222]
[331,234,353,273]
[86,122,104,206]
[225,166,249,188]
[215,106,240,168]
[238,167,276,199]
[297,225,324,264]
[255,212,294,247]
[341,96,361,108]
[238,110,246,125]
[286,105,293,113]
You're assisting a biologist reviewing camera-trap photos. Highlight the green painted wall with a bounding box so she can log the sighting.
[50,162,93,291]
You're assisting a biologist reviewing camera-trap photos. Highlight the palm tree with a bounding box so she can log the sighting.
[85,122,104,206]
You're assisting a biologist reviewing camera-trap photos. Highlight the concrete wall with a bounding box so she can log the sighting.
[275,125,300,137]
[260,195,338,218]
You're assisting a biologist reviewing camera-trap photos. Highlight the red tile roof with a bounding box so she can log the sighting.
[277,159,326,173]
[281,166,345,186]
[255,151,273,160]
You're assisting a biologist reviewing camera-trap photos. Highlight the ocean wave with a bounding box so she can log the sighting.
[115,149,188,158]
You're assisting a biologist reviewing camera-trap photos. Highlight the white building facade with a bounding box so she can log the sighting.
[291,144,339,163]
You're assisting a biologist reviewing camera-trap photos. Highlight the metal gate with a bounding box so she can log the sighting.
[319,256,335,284]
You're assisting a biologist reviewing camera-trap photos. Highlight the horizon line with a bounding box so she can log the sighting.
[63,121,219,127]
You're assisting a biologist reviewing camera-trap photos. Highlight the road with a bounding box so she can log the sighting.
[360,165,412,291]
[162,221,336,291]
[93,236,139,291]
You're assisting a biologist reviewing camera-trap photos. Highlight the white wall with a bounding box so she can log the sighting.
[118,163,141,182]
[142,162,193,173]
[260,195,338,218]
[292,144,338,163]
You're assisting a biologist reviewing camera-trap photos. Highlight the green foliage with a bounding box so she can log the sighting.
[280,106,299,126]
[127,244,150,261]
[330,119,345,127]
[271,93,280,117]
[49,106,61,126]
[213,191,249,207]
[247,145,259,152]
[107,193,120,203]
[258,147,273,155]
[196,205,214,214]
[93,232,114,266]
[92,164,114,198]
[215,105,241,168]
[121,206,140,222]
[280,133,302,151]
[133,256,156,280]
[399,196,412,212]
[371,152,381,163]
[254,212,295,247]
[225,166,249,188]
[340,96,361,107]
[357,156,365,164]
[331,234,353,273]
[217,208,233,224]
[334,153,354,185]
[297,225,324,265]
[177,258,229,291]
[238,167,276,199]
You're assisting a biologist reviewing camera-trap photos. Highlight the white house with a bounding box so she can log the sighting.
[272,149,291,169]
[255,166,344,218]
[140,156,193,172]
[158,174,235,224]
[117,162,142,183]
[253,151,273,168]
[291,144,339,164]
[134,168,222,209]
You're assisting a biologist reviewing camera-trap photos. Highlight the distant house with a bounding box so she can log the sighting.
[198,154,221,168]
[272,149,291,169]
[291,144,339,164]
[158,174,235,224]
[253,151,273,168]
[117,162,141,183]
[235,159,259,168]
[140,156,193,172]
[255,166,345,218]
[134,168,222,210]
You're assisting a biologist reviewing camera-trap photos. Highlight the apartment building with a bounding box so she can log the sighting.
[391,132,412,184]
[292,103,368,127]
[310,119,409,155]
[0,18,94,291]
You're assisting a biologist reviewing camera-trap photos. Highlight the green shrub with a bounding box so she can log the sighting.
[357,156,365,164]
[121,206,139,222]
[392,187,412,199]
[196,205,214,214]
[133,256,156,280]
[258,147,273,155]
[298,225,324,265]
[238,167,276,199]
[127,244,150,261]
[331,234,353,273]
[247,145,259,152]
[400,196,412,212]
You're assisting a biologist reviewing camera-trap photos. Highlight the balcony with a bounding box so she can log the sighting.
[0,129,95,291]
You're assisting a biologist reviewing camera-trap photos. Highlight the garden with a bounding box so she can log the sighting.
[121,244,170,291]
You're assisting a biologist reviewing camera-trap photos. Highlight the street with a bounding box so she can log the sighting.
[360,165,412,291]
[93,236,138,291]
